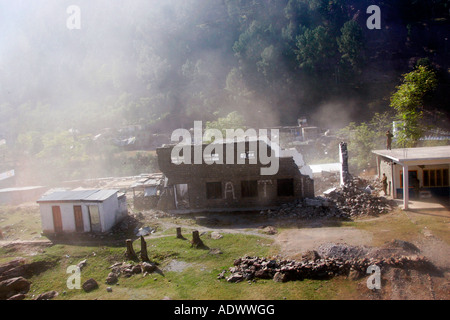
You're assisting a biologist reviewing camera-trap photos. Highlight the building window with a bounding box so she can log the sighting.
[423,169,449,187]
[206,182,222,199]
[277,179,294,197]
[241,180,258,198]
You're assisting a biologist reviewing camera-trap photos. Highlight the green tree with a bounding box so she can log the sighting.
[337,20,364,71]
[339,112,393,173]
[295,26,336,74]
[389,65,438,147]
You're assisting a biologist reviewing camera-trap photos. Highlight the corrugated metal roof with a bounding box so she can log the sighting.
[37,189,118,203]
[84,189,119,201]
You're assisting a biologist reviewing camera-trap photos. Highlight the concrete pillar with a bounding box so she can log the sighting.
[402,164,409,210]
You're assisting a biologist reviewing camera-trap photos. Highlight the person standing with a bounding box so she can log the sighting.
[386,130,393,150]
[381,173,388,196]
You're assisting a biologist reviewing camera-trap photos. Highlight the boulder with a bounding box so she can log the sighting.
[7,293,26,300]
[105,272,118,285]
[226,273,243,283]
[131,265,142,274]
[273,272,289,283]
[82,278,98,292]
[35,290,58,300]
[141,262,157,273]
[0,276,31,299]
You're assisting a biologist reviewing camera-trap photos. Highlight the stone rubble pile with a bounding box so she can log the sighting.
[106,261,157,284]
[219,251,430,283]
[261,178,396,220]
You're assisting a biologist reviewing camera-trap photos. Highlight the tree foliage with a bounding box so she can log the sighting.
[390,65,438,147]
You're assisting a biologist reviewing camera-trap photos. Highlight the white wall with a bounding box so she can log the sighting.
[39,202,81,233]
[39,194,126,233]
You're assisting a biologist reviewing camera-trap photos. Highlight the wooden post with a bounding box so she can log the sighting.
[140,236,150,262]
[191,230,204,248]
[126,239,138,260]
[176,227,183,239]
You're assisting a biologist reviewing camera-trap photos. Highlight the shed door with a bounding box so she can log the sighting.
[73,205,84,232]
[88,205,101,232]
[52,206,63,233]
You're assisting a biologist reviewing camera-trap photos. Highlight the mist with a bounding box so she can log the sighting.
[0,0,449,186]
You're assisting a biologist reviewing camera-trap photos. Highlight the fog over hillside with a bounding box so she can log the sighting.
[0,0,449,184]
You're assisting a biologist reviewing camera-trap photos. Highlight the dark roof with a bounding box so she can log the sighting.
[37,189,118,203]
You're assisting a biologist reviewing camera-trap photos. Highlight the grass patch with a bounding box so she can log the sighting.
[18,231,364,300]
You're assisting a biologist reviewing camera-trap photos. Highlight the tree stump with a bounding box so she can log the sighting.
[126,239,138,260]
[140,236,150,262]
[191,230,204,248]
[176,227,183,239]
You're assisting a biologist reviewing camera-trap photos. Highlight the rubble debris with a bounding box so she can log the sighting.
[107,261,157,283]
[261,178,396,220]
[135,226,155,237]
[221,252,431,284]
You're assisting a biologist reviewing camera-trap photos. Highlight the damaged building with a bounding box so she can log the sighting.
[156,140,314,213]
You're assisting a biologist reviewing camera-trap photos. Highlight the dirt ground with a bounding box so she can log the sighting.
[275,227,373,259]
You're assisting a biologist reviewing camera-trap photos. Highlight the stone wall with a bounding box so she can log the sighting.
[156,142,314,210]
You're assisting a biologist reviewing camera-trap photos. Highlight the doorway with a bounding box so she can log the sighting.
[73,205,84,232]
[52,206,63,233]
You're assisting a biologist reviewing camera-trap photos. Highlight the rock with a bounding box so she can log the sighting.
[141,262,157,273]
[209,248,223,255]
[210,231,223,240]
[273,272,289,283]
[82,278,98,292]
[302,250,321,261]
[0,276,31,299]
[106,272,118,284]
[262,226,277,235]
[7,293,26,300]
[106,287,112,293]
[35,290,58,300]
[347,268,362,281]
[131,265,142,274]
[77,259,87,271]
[226,273,244,283]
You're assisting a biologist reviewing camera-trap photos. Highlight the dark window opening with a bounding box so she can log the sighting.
[206,182,222,199]
[277,179,294,197]
[241,180,258,198]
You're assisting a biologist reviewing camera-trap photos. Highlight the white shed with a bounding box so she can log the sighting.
[36,189,127,234]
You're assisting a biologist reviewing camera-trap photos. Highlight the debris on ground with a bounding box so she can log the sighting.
[107,261,158,282]
[219,242,433,284]
[261,177,396,220]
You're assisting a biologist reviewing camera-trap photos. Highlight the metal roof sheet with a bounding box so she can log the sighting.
[37,189,118,202]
